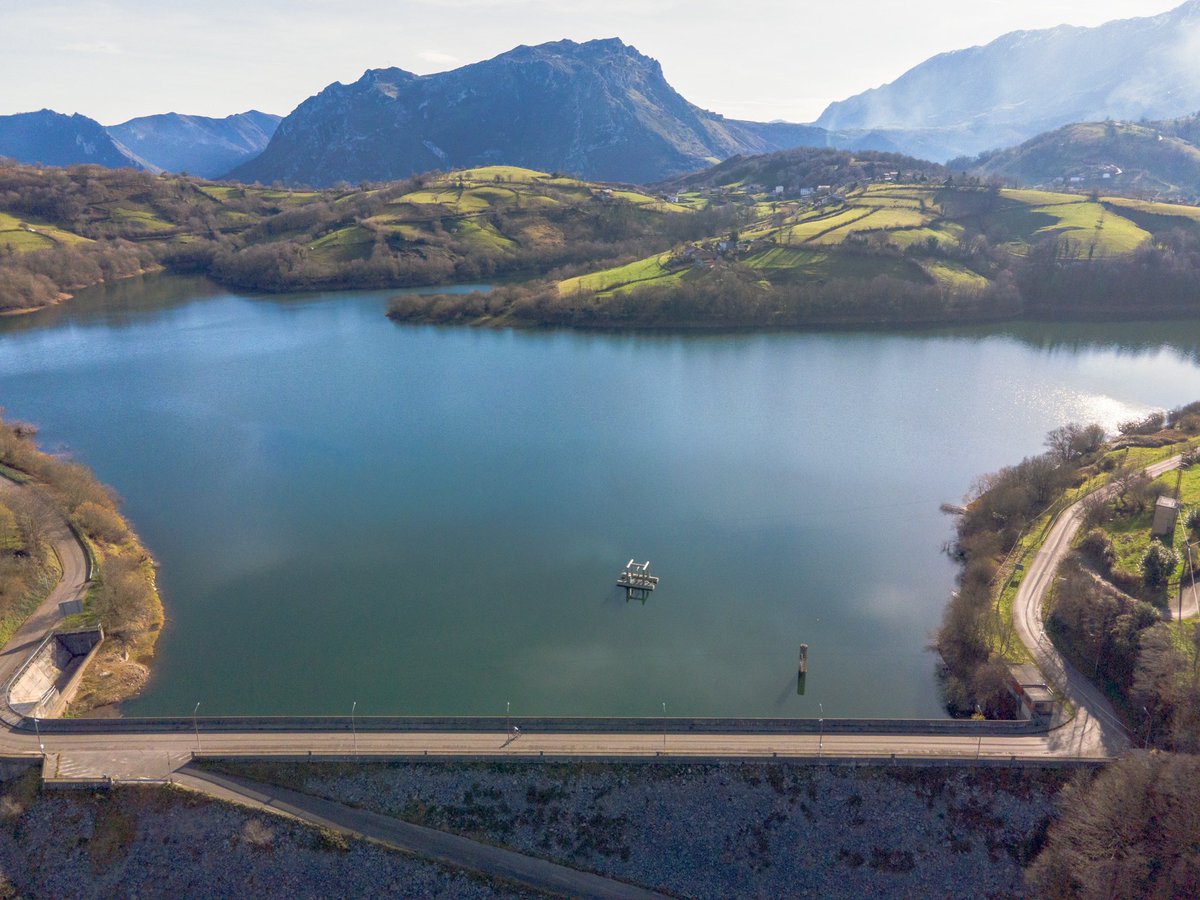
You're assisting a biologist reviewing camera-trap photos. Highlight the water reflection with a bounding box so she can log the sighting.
[2,276,1200,718]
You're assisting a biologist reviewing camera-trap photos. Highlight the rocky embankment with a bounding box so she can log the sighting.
[0,767,526,898]
[212,760,1074,897]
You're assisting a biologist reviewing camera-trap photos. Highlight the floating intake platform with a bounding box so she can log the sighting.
[618,559,659,600]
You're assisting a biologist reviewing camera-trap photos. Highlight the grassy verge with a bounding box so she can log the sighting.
[0,536,60,648]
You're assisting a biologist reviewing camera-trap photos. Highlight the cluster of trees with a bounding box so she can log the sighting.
[1027,752,1200,896]
[1018,229,1200,317]
[934,413,1183,715]
[0,241,155,311]
[1053,516,1200,751]
[936,441,1086,715]
[661,147,947,195]
[388,264,1022,329]
[0,161,712,309]
[0,452,49,635]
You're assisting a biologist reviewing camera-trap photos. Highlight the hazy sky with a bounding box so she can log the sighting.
[0,1,1184,125]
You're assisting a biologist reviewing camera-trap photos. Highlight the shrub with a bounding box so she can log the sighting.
[74,500,128,545]
[1078,529,1116,573]
[1117,411,1166,436]
[1141,542,1179,587]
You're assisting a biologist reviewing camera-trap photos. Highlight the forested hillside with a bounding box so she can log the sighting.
[0,162,723,313]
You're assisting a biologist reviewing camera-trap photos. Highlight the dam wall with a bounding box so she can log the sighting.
[6,629,103,719]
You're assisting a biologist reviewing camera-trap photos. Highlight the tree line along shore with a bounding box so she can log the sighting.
[0,413,162,713]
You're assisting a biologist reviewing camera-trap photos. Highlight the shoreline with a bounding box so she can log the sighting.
[0,418,163,716]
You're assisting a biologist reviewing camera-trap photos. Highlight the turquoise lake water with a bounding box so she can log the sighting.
[4,275,1200,718]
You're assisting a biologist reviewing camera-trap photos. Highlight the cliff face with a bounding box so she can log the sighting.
[228,38,830,186]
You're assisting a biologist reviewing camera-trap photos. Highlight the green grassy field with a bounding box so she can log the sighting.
[921,260,990,290]
[0,210,92,251]
[1105,197,1200,223]
[558,253,683,296]
[1101,464,1200,591]
[0,502,20,551]
[308,225,376,262]
[545,176,1199,305]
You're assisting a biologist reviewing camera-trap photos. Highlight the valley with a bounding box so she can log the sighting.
[3,3,1200,895]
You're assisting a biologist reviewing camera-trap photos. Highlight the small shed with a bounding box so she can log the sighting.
[1007,664,1057,721]
[1151,496,1180,538]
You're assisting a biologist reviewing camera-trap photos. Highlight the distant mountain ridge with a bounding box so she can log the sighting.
[0,109,148,170]
[229,38,864,186]
[108,111,281,177]
[0,108,280,176]
[816,0,1200,161]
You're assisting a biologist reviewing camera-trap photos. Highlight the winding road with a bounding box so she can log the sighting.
[1012,454,1182,757]
[0,476,89,725]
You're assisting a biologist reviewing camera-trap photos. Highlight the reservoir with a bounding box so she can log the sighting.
[4,275,1200,718]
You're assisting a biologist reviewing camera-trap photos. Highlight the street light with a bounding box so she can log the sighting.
[661,701,667,749]
[192,702,200,753]
[818,701,824,758]
[33,716,43,753]
[352,701,358,756]
[506,700,511,735]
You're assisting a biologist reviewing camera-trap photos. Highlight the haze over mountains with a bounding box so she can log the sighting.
[107,111,281,177]
[5,2,1200,188]
[0,110,149,171]
[817,0,1200,160]
[0,109,279,177]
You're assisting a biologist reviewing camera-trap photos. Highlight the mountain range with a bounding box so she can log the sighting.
[816,0,1200,160]
[107,111,280,177]
[0,110,148,170]
[0,109,279,177]
[6,2,1200,186]
[229,38,847,186]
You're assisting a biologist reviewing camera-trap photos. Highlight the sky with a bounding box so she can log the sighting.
[0,1,1185,125]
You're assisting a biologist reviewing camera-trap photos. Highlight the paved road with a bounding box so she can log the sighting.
[0,476,88,722]
[177,766,666,900]
[1012,454,1181,756]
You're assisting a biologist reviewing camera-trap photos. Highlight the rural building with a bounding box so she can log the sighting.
[1151,495,1180,538]
[1006,664,1057,721]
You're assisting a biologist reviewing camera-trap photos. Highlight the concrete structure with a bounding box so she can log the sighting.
[6,628,103,719]
[1152,495,1180,538]
[1007,664,1057,721]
